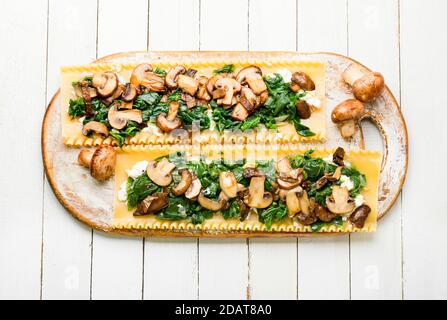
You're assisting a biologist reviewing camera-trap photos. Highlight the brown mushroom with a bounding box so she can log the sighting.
[82,121,109,138]
[78,145,116,181]
[349,204,371,228]
[130,63,165,92]
[206,74,226,95]
[286,190,301,218]
[332,147,345,166]
[146,158,176,187]
[331,99,365,139]
[243,167,264,179]
[231,103,249,121]
[342,64,384,102]
[296,100,311,119]
[239,87,257,113]
[134,192,169,216]
[257,90,269,106]
[177,74,199,96]
[245,73,267,95]
[215,77,242,105]
[182,93,196,109]
[74,82,97,99]
[326,186,355,214]
[108,108,143,130]
[172,169,192,196]
[198,191,227,211]
[165,65,186,89]
[290,71,315,91]
[244,176,273,209]
[156,101,182,132]
[185,177,202,199]
[122,83,137,102]
[92,72,118,97]
[196,76,211,101]
[219,171,238,198]
[236,65,262,84]
[314,204,337,222]
[295,191,317,225]
[101,84,125,106]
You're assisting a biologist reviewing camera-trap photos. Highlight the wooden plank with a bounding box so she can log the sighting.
[400,0,447,299]
[143,0,199,300]
[41,0,97,300]
[198,0,249,299]
[0,0,47,300]
[347,0,402,300]
[297,0,351,300]
[248,0,298,300]
[91,0,148,300]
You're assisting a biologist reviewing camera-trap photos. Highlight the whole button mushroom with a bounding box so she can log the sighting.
[77,146,116,181]
[349,204,371,228]
[295,100,312,119]
[290,71,315,91]
[331,99,365,139]
[342,64,385,103]
[92,72,118,97]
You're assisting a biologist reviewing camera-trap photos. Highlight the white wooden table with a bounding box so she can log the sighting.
[0,0,445,300]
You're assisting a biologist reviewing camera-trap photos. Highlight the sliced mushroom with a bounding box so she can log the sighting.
[196,76,211,101]
[82,121,109,138]
[185,177,202,199]
[243,167,264,179]
[206,74,225,95]
[92,72,118,97]
[156,101,182,132]
[290,71,315,91]
[134,192,169,216]
[236,65,262,84]
[257,90,269,105]
[172,169,192,196]
[277,178,301,190]
[314,204,337,223]
[349,204,371,228]
[83,145,116,181]
[74,82,97,99]
[122,83,137,102]
[130,64,165,92]
[182,93,196,109]
[198,191,227,211]
[244,176,273,209]
[102,84,125,106]
[186,69,197,77]
[177,74,199,96]
[342,64,384,102]
[165,65,186,89]
[108,108,143,130]
[331,99,365,139]
[236,196,250,221]
[296,100,311,119]
[239,87,257,113]
[332,147,345,166]
[326,186,355,214]
[146,158,176,187]
[286,191,301,218]
[214,77,242,106]
[219,171,238,198]
[231,103,249,121]
[295,191,317,225]
[245,73,267,95]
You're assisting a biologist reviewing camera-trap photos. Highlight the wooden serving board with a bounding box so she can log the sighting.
[41,51,408,237]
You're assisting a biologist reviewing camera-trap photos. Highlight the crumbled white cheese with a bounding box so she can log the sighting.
[141,123,163,136]
[118,182,127,202]
[323,155,335,165]
[302,90,321,108]
[267,68,292,82]
[344,161,352,168]
[354,194,365,208]
[340,175,354,190]
[79,116,86,124]
[126,160,149,179]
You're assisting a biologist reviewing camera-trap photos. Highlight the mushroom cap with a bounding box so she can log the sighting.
[165,65,186,89]
[177,74,199,96]
[296,100,311,119]
[286,191,301,218]
[172,169,192,196]
[326,186,355,214]
[108,108,143,130]
[198,192,226,211]
[244,176,273,209]
[349,204,371,228]
[230,103,249,122]
[331,99,365,123]
[239,87,257,113]
[352,72,385,103]
[82,121,109,137]
[156,112,182,132]
[92,72,118,97]
[89,146,116,181]
[75,83,97,99]
[121,84,137,102]
[291,72,315,91]
[78,149,94,168]
[146,158,176,187]
[315,204,337,222]
[236,65,262,84]
[245,73,267,95]
[134,192,169,216]
[219,171,238,198]
[130,63,153,87]
[131,63,165,92]
[185,178,202,199]
[215,77,242,105]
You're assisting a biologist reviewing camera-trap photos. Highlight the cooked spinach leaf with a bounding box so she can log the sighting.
[68,98,85,118]
[178,104,210,130]
[213,64,235,74]
[126,175,162,209]
[258,201,288,230]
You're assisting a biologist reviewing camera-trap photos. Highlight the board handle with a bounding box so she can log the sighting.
[361,96,408,219]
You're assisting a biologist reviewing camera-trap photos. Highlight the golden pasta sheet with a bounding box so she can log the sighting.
[113,145,381,233]
[60,59,326,146]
